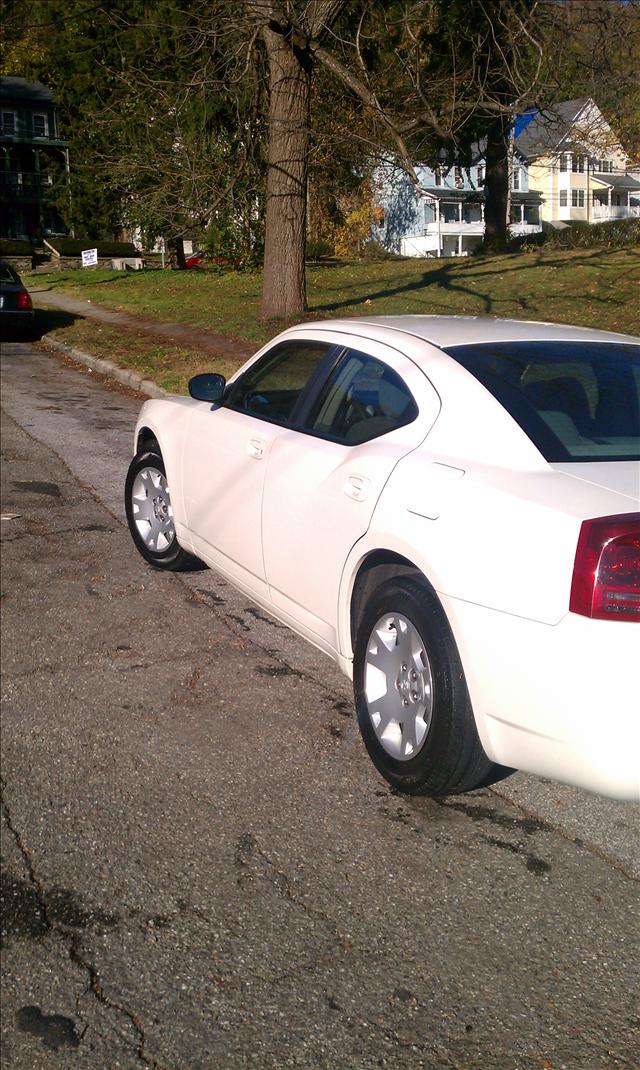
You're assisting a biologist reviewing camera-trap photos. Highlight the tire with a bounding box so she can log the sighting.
[353,575,509,796]
[125,449,202,571]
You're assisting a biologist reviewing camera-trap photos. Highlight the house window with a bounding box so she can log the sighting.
[560,190,568,207]
[560,154,568,172]
[512,167,521,191]
[572,155,585,173]
[32,113,49,137]
[476,164,485,186]
[454,166,464,189]
[1,111,17,134]
[434,167,443,187]
[571,189,585,208]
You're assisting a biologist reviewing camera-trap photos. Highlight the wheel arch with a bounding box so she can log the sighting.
[349,550,437,652]
[136,425,160,454]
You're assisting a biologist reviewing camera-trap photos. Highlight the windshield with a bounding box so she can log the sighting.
[444,340,640,462]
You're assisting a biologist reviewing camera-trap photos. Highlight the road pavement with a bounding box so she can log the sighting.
[1,339,638,1070]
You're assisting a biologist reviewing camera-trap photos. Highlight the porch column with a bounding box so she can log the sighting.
[607,187,611,217]
[458,201,462,223]
[458,234,463,256]
[520,204,524,224]
[34,148,44,235]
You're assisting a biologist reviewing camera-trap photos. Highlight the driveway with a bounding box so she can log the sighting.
[1,340,638,1069]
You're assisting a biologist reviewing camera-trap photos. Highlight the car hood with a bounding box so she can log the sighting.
[550,461,640,506]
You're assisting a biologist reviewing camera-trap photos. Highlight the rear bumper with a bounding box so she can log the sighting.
[0,309,35,334]
[441,595,640,801]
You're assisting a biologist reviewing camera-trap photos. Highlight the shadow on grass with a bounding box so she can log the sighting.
[310,248,639,318]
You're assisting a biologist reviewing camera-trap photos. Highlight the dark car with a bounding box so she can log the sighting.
[0,259,35,338]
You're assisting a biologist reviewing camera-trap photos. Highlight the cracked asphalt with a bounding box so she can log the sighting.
[1,339,638,1070]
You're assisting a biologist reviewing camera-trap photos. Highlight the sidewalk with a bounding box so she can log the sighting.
[28,286,253,364]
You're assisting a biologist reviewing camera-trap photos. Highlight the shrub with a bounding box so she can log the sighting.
[517,217,640,252]
[306,238,335,260]
[0,239,34,256]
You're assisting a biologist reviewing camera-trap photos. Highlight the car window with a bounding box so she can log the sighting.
[305,348,418,445]
[0,261,19,284]
[445,340,640,462]
[225,340,333,425]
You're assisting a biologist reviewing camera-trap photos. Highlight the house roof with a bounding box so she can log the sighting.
[593,173,640,192]
[0,77,56,106]
[515,98,592,157]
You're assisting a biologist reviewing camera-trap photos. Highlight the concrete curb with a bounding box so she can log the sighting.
[42,334,169,398]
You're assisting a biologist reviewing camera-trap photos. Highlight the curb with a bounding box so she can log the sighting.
[42,334,169,398]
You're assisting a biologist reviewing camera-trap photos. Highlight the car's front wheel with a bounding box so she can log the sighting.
[354,575,508,796]
[125,448,202,571]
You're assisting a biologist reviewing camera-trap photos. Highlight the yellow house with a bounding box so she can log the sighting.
[517,98,640,226]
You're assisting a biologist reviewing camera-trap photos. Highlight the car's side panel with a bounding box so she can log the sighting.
[362,456,634,625]
[261,338,442,649]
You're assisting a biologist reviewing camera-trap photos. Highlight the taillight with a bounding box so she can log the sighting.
[570,513,640,621]
[17,291,32,310]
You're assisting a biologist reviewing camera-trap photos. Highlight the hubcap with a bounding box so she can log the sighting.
[131,467,176,552]
[363,613,433,761]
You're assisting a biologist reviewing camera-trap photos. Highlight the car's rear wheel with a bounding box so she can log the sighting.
[353,575,509,796]
[125,449,202,571]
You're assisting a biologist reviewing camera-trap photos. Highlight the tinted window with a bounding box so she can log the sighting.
[0,260,19,284]
[306,349,418,445]
[226,340,332,425]
[445,341,640,462]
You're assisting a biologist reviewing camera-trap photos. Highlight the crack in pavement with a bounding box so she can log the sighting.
[0,775,171,1069]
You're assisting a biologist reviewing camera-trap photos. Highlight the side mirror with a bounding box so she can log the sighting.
[188,373,226,403]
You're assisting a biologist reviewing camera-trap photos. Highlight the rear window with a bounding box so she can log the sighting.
[444,340,640,462]
[0,261,19,284]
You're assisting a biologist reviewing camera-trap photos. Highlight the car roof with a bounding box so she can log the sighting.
[294,315,640,348]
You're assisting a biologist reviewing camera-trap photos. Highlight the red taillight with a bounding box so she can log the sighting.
[17,291,32,310]
[570,513,640,621]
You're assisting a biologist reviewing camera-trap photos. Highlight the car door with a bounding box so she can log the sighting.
[261,337,441,653]
[181,338,335,595]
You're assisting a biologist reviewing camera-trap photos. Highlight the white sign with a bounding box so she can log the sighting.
[81,248,98,267]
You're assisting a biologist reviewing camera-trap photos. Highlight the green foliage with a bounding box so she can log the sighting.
[0,239,35,255]
[529,219,640,251]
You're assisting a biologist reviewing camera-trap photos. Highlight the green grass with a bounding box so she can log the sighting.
[29,246,640,392]
[35,313,240,395]
[27,246,640,335]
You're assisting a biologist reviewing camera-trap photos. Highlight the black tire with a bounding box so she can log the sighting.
[353,575,510,796]
[125,448,203,571]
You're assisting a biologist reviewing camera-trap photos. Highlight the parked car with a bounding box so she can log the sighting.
[125,316,640,801]
[0,259,34,337]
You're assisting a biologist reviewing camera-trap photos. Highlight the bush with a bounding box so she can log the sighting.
[360,239,404,261]
[306,238,335,260]
[517,217,640,252]
[0,239,35,256]
[44,237,141,257]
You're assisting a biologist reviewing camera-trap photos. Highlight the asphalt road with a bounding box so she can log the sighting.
[1,339,638,1070]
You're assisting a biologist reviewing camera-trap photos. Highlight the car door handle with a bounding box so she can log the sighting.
[247,437,266,459]
[344,474,370,502]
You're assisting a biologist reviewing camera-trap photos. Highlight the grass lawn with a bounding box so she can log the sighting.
[28,245,640,392]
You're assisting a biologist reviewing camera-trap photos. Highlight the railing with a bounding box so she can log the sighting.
[423,221,485,234]
[0,171,60,200]
[592,205,640,220]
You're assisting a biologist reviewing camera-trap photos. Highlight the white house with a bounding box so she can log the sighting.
[375,99,639,258]
[517,98,640,226]
[374,146,543,259]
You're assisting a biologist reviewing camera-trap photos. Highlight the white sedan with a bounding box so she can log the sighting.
[125,316,640,801]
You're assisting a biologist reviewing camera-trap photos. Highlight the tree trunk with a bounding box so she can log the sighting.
[482,113,511,254]
[168,237,186,269]
[261,26,311,318]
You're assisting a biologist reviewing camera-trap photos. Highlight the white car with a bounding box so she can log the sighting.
[125,316,640,801]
